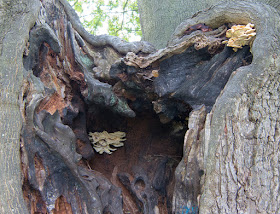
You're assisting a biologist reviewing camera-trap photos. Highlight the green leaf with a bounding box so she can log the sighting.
[67,0,142,41]
[74,2,83,13]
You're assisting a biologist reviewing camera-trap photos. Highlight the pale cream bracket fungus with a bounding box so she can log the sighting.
[88,131,126,154]
[222,23,256,52]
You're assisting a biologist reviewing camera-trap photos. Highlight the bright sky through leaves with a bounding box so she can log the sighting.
[67,0,142,42]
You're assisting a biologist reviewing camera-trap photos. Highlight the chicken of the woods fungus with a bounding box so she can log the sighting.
[222,23,256,52]
[88,131,126,154]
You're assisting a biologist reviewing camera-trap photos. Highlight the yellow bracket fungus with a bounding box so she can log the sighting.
[88,131,126,154]
[222,23,256,52]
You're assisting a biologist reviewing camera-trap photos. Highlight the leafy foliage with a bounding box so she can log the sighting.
[67,0,142,41]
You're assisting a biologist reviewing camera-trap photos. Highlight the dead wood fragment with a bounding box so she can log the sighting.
[184,23,213,35]
[67,21,136,117]
[23,23,61,71]
[173,105,206,213]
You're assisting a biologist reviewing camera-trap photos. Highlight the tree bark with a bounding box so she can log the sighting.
[0,0,40,213]
[170,1,280,213]
[195,3,280,212]
[138,0,280,49]
[1,0,280,213]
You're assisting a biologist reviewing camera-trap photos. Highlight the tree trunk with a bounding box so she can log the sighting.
[138,0,280,49]
[137,0,217,49]
[192,3,280,212]
[168,1,280,213]
[0,0,40,213]
[1,0,280,213]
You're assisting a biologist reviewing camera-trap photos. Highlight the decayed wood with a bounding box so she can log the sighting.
[173,105,206,213]
[123,26,226,69]
[20,0,273,213]
[19,1,185,210]
[121,24,251,112]
[122,1,280,213]
[20,0,126,212]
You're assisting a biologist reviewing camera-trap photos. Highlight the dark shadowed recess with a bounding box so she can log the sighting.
[21,24,186,213]
[69,44,251,213]
[85,105,184,213]
[20,3,252,212]
[22,44,252,214]
[154,45,252,112]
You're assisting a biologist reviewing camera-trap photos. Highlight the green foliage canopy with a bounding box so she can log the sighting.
[67,0,142,41]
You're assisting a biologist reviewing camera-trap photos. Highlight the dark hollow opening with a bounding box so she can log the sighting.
[86,106,184,213]
[21,18,255,214]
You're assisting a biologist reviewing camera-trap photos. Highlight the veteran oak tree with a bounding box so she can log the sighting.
[1,0,280,213]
